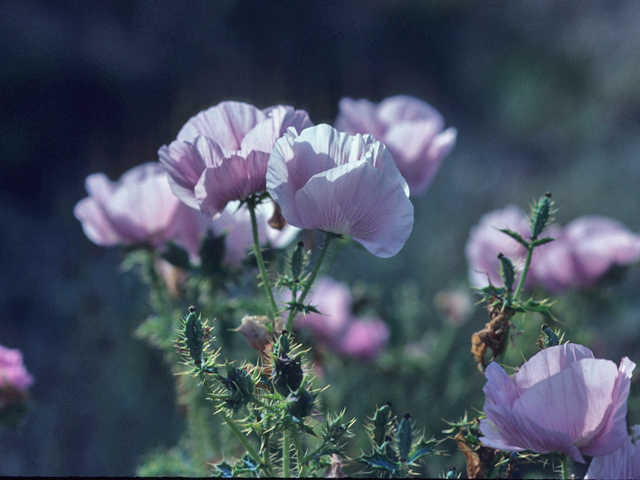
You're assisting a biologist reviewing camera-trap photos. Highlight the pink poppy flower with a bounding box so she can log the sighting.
[533,216,640,293]
[585,425,640,479]
[336,318,390,362]
[335,95,457,195]
[464,205,532,288]
[0,344,33,409]
[158,101,313,216]
[285,276,389,361]
[295,277,353,343]
[74,162,208,260]
[479,344,635,463]
[266,124,414,258]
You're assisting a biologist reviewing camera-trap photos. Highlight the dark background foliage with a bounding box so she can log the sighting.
[1,0,640,475]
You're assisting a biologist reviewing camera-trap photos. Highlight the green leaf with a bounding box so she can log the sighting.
[406,438,439,464]
[531,236,555,247]
[214,461,234,478]
[498,228,529,248]
[358,449,399,473]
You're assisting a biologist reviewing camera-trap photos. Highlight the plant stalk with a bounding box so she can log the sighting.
[247,198,278,323]
[286,232,333,331]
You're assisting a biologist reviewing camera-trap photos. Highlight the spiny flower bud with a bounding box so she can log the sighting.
[372,403,392,448]
[497,253,516,291]
[272,354,303,397]
[398,412,412,462]
[286,385,315,419]
[184,306,204,365]
[530,192,554,240]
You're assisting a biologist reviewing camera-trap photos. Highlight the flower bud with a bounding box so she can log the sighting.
[286,385,315,419]
[184,306,204,365]
[530,192,554,240]
[272,353,303,397]
[268,200,287,230]
[398,413,412,462]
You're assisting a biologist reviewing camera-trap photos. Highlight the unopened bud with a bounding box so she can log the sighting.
[268,200,287,230]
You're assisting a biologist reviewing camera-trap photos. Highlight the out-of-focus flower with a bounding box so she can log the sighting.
[335,95,457,195]
[530,216,640,293]
[74,162,208,260]
[75,163,298,271]
[434,288,474,327]
[267,124,414,258]
[288,276,389,361]
[337,318,390,361]
[585,425,640,479]
[159,100,312,216]
[479,343,635,463]
[0,344,33,410]
[212,200,299,268]
[464,205,532,288]
[296,277,352,343]
[465,205,640,293]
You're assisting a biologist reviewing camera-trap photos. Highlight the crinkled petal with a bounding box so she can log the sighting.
[177,100,266,150]
[513,343,594,393]
[581,357,635,457]
[361,139,410,197]
[481,404,584,462]
[514,358,618,453]
[294,160,413,257]
[268,125,370,226]
[195,151,269,218]
[158,140,208,209]
[585,424,640,479]
[241,105,313,153]
[267,124,409,228]
[483,361,520,408]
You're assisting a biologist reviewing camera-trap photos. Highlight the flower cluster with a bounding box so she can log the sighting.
[479,343,635,463]
[335,95,457,196]
[159,100,313,217]
[294,276,390,361]
[465,204,640,292]
[0,343,33,411]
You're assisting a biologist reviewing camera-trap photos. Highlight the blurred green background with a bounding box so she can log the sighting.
[1,0,640,476]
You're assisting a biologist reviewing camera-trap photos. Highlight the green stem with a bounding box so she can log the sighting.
[283,430,291,478]
[286,232,333,331]
[291,428,307,477]
[399,460,407,478]
[560,455,569,480]
[513,245,534,302]
[198,372,264,468]
[263,417,271,473]
[247,198,278,324]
